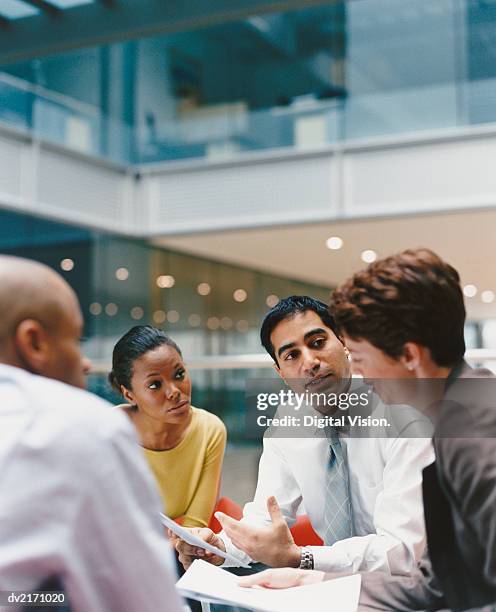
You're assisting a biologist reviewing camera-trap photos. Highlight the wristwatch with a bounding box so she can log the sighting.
[299,547,314,570]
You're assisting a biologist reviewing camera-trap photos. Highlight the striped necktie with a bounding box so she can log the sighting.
[323,426,354,545]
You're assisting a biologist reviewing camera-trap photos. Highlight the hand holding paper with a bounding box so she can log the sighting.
[174,526,226,569]
[160,513,250,569]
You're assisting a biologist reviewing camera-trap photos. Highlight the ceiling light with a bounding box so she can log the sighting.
[131,307,144,320]
[361,250,377,263]
[220,316,233,330]
[481,290,495,304]
[236,320,249,333]
[197,282,211,296]
[115,267,129,281]
[89,302,102,316]
[0,0,38,19]
[233,289,247,303]
[188,314,201,327]
[105,303,118,316]
[207,317,220,330]
[156,275,175,289]
[326,236,343,250]
[153,310,166,324]
[167,310,180,323]
[463,284,477,298]
[60,258,74,271]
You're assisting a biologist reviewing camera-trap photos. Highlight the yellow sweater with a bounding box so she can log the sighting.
[143,407,226,528]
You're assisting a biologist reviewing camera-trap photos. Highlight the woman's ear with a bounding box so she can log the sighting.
[121,385,135,406]
[401,342,421,373]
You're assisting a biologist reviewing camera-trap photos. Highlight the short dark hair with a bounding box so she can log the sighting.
[108,325,182,393]
[330,248,466,367]
[260,295,339,364]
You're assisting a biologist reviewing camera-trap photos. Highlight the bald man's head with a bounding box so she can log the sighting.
[0,256,90,388]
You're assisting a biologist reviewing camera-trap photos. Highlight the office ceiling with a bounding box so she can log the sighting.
[153,207,496,320]
[0,0,333,64]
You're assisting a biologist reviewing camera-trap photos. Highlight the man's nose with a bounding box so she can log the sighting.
[302,350,320,374]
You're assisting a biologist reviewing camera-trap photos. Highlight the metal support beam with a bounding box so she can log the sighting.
[0,0,331,64]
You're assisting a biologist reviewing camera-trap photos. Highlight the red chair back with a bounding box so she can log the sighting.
[208,496,243,533]
[208,498,322,546]
[290,514,323,546]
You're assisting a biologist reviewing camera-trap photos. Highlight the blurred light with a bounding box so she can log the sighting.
[0,0,39,19]
[45,0,93,7]
[60,258,74,271]
[105,303,118,316]
[233,289,247,303]
[207,317,220,330]
[463,284,477,298]
[236,320,249,333]
[188,314,201,327]
[361,249,377,263]
[481,290,495,304]
[167,310,180,323]
[266,294,279,308]
[220,316,233,330]
[197,282,211,296]
[156,275,175,289]
[326,236,343,250]
[153,310,166,324]
[131,306,144,320]
[89,302,102,316]
[115,267,129,281]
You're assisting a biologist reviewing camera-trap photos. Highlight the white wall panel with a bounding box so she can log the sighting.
[145,154,338,233]
[0,134,23,201]
[36,148,129,230]
[344,134,496,216]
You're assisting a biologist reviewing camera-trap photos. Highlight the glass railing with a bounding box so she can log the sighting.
[0,73,133,164]
[3,71,496,167]
[135,97,342,164]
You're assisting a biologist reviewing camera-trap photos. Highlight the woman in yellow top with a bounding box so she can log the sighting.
[109,325,226,528]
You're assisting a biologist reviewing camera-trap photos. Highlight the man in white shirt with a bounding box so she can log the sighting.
[175,296,434,575]
[0,256,183,612]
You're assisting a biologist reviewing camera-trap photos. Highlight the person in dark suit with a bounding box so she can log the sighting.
[239,248,496,611]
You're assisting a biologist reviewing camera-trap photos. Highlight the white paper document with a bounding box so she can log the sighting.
[176,559,362,612]
[160,513,251,569]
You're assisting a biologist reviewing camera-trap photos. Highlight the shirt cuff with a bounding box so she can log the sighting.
[309,544,355,572]
[217,530,253,568]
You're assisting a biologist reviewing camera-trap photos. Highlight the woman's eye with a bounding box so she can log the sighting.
[148,381,161,390]
[175,369,185,380]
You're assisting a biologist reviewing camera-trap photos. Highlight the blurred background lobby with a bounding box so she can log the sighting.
[1,0,496,504]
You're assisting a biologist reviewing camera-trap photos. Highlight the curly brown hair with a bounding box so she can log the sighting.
[330,248,466,367]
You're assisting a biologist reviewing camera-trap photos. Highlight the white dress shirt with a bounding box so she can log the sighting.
[220,399,434,575]
[0,364,183,612]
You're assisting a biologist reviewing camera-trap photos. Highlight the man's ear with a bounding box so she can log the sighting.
[121,385,135,406]
[400,342,421,373]
[14,319,52,375]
